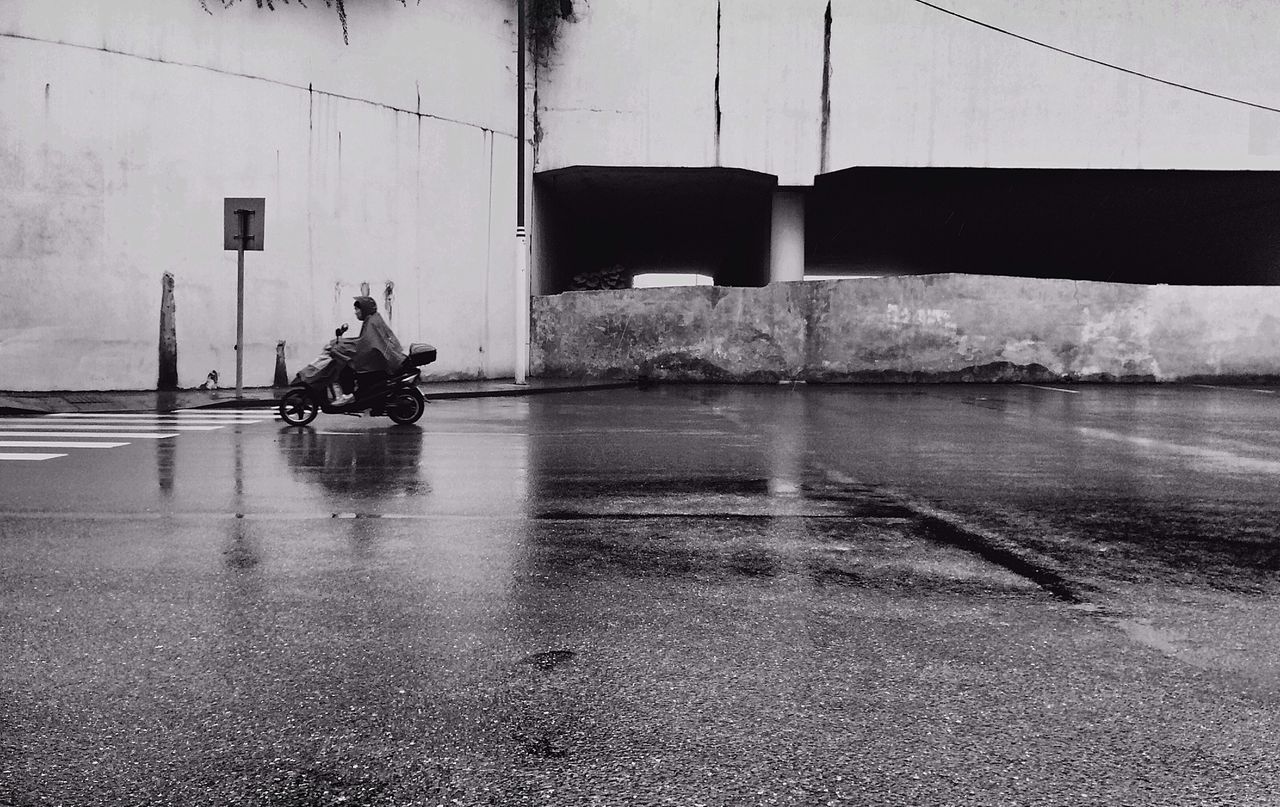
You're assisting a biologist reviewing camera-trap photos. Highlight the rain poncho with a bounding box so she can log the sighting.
[345,297,406,373]
[296,297,407,385]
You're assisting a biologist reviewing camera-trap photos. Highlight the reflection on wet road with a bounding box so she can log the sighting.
[2,386,1279,805]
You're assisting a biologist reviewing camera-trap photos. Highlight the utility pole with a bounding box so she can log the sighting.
[514,0,530,385]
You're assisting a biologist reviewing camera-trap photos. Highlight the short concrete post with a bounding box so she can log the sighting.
[158,272,178,390]
[274,341,289,387]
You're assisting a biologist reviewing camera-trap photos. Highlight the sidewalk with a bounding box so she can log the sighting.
[0,378,635,415]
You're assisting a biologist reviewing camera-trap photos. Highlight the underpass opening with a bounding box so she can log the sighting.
[808,167,1280,285]
[533,166,775,294]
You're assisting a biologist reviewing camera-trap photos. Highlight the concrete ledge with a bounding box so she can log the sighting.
[532,274,1280,383]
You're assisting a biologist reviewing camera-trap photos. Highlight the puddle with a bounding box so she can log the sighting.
[519,649,577,670]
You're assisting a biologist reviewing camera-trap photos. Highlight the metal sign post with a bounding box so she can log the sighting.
[223,198,265,399]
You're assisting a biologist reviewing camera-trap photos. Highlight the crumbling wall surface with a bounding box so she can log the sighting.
[532,284,809,382]
[805,275,1158,381]
[531,275,1280,382]
[1147,286,1280,380]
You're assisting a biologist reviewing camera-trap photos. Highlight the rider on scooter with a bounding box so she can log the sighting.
[325,296,407,406]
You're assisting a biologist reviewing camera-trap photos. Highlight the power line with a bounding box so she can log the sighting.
[908,0,1280,115]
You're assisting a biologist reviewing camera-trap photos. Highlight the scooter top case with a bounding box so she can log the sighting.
[404,343,437,369]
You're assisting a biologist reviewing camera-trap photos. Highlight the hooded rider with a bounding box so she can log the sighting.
[326,296,407,406]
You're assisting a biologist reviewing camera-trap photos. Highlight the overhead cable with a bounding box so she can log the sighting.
[908,0,1280,115]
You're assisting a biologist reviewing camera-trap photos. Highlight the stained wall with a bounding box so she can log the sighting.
[0,0,519,390]
[535,0,1280,177]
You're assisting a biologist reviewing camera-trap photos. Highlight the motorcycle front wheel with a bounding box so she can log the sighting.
[278,388,319,426]
[386,386,425,425]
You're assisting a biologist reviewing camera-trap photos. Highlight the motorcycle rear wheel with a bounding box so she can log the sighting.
[386,387,425,425]
[279,388,319,426]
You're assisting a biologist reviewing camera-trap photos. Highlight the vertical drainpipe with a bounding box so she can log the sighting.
[514,0,531,384]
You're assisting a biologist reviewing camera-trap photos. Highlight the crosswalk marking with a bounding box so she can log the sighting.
[49,413,268,420]
[174,409,276,416]
[0,409,271,463]
[0,441,128,449]
[0,422,258,430]
[0,432,177,439]
[42,416,264,424]
[0,421,222,431]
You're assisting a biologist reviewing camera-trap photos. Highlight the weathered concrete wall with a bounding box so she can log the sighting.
[536,0,1280,176]
[0,0,518,390]
[531,275,1280,382]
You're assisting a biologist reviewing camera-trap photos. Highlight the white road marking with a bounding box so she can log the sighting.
[46,414,264,422]
[0,421,221,431]
[1194,384,1277,395]
[0,432,177,439]
[0,441,128,449]
[8,422,254,430]
[50,411,267,417]
[1078,427,1280,474]
[0,411,268,466]
[174,408,278,416]
[1020,385,1081,395]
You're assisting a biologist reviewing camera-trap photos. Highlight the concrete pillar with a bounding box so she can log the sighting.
[768,188,806,283]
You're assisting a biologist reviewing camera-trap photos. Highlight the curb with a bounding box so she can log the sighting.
[173,381,640,411]
[420,381,637,400]
[191,397,280,410]
[0,405,50,416]
[0,381,637,415]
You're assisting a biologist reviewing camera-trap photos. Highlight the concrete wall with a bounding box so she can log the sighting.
[531,275,1280,382]
[0,0,519,390]
[535,0,1280,177]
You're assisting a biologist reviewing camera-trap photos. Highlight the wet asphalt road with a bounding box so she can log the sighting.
[1,384,1279,806]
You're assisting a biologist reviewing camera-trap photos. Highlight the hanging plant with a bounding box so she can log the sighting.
[199,0,573,58]
[198,0,410,44]
[527,0,574,68]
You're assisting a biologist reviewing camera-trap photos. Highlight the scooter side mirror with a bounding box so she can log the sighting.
[336,323,349,337]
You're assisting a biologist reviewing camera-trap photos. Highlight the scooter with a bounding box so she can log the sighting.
[278,324,437,426]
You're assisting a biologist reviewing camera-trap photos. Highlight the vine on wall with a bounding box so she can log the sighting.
[527,0,575,68]
[198,0,573,55]
[198,0,409,44]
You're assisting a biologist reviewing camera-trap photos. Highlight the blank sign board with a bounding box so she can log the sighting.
[223,197,265,251]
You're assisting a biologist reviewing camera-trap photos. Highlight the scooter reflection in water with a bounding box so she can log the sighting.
[277,426,428,499]
[279,296,436,426]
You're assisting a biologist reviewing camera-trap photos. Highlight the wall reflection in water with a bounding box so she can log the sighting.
[155,435,176,495]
